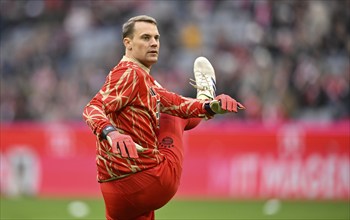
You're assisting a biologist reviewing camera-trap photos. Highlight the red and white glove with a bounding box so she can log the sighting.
[106,131,139,158]
[209,94,245,114]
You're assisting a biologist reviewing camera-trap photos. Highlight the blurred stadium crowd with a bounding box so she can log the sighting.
[1,0,349,123]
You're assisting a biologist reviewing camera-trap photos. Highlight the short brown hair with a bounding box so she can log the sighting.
[122,15,157,39]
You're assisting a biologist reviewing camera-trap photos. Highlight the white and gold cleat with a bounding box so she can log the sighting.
[190,56,217,100]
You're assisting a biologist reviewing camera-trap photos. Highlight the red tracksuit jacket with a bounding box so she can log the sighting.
[83,56,209,182]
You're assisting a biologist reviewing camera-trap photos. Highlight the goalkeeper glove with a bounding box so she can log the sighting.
[101,125,139,158]
[206,94,245,114]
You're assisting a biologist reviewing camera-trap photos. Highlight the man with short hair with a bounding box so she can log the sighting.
[83,15,245,220]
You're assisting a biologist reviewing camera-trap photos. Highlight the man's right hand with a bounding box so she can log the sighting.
[106,131,139,159]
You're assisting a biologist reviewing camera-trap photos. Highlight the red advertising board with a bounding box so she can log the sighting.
[0,120,349,200]
[179,121,349,200]
[0,122,100,197]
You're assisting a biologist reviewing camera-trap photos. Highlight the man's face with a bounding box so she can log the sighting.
[125,21,160,68]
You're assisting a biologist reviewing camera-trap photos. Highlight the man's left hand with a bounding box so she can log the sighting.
[210,94,245,114]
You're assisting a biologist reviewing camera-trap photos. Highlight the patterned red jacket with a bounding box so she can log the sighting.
[83,56,210,182]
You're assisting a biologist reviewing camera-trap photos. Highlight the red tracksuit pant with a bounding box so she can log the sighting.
[100,114,201,220]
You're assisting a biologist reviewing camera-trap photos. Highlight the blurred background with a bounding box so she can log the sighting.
[1,0,349,122]
[0,0,349,219]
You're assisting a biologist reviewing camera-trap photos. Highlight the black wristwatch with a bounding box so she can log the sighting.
[204,102,216,116]
[101,125,117,140]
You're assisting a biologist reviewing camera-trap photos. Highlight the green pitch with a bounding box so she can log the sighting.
[1,197,349,219]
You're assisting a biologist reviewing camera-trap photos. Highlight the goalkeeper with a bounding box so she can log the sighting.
[82,15,245,220]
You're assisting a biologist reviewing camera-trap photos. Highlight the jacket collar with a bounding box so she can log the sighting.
[121,56,150,74]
